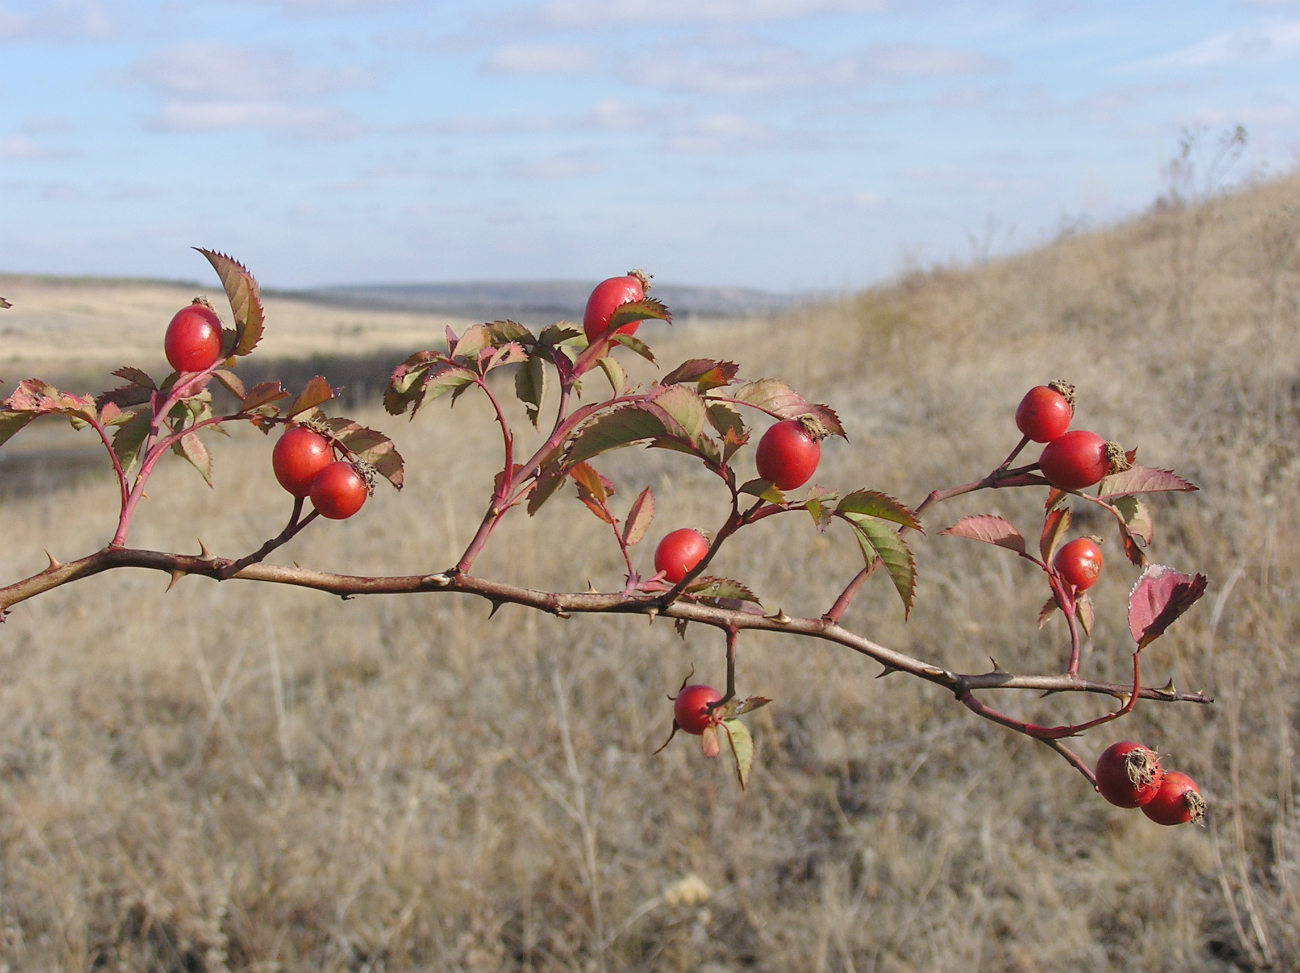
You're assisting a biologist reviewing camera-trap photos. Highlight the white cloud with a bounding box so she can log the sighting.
[130,42,369,100]
[0,0,113,42]
[484,42,596,75]
[1125,19,1300,73]
[150,100,362,138]
[537,0,887,26]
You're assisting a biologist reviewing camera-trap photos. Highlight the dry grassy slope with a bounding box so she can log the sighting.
[0,174,1297,972]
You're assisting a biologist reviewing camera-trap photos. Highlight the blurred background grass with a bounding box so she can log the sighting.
[0,172,1296,972]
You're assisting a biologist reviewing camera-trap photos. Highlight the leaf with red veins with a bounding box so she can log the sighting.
[195,248,264,356]
[1128,564,1208,649]
[941,514,1027,555]
[1100,465,1198,497]
[621,487,655,547]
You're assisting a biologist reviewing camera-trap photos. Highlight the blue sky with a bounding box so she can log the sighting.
[2,1,1296,294]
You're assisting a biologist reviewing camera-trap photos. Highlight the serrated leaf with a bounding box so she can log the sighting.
[596,354,628,396]
[1100,465,1198,497]
[287,376,337,417]
[722,719,754,790]
[685,575,761,607]
[805,494,836,533]
[0,409,36,447]
[526,459,569,516]
[484,319,531,344]
[240,381,290,413]
[608,297,671,332]
[1040,505,1072,562]
[1113,495,1152,565]
[738,477,786,503]
[721,696,771,718]
[940,514,1026,554]
[211,368,246,401]
[1128,565,1208,649]
[727,379,846,438]
[110,408,152,472]
[567,405,669,466]
[837,489,922,532]
[515,354,546,427]
[610,331,656,364]
[570,460,610,508]
[195,248,264,355]
[650,384,708,445]
[848,517,917,616]
[705,401,748,460]
[1076,592,1094,638]
[327,418,405,489]
[622,487,655,547]
[111,366,157,390]
[174,430,213,485]
[663,358,739,391]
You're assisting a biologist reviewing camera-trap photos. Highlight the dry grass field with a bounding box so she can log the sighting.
[1,172,1297,972]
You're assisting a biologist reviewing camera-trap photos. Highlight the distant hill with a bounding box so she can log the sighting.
[297,279,820,321]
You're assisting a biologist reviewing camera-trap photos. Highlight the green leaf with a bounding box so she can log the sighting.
[111,408,152,472]
[484,319,531,344]
[608,297,671,333]
[684,575,762,608]
[195,248,264,356]
[837,489,922,531]
[0,408,36,447]
[567,405,669,466]
[515,354,546,427]
[721,719,755,790]
[705,401,748,462]
[610,331,656,364]
[650,384,708,445]
[847,516,917,617]
[596,354,628,396]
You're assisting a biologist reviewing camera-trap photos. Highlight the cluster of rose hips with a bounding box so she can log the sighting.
[271,425,369,520]
[165,301,369,521]
[1015,381,1125,492]
[1094,741,1206,826]
[1016,382,1122,593]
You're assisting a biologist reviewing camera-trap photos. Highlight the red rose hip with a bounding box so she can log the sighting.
[164,302,223,373]
[1015,383,1074,443]
[1038,429,1111,491]
[654,528,710,584]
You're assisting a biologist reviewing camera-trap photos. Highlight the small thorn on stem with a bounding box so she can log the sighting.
[45,551,61,570]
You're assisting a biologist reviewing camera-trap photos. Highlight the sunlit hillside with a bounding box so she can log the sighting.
[1,172,1296,972]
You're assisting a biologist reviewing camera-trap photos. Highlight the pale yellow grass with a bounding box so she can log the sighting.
[0,174,1297,972]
